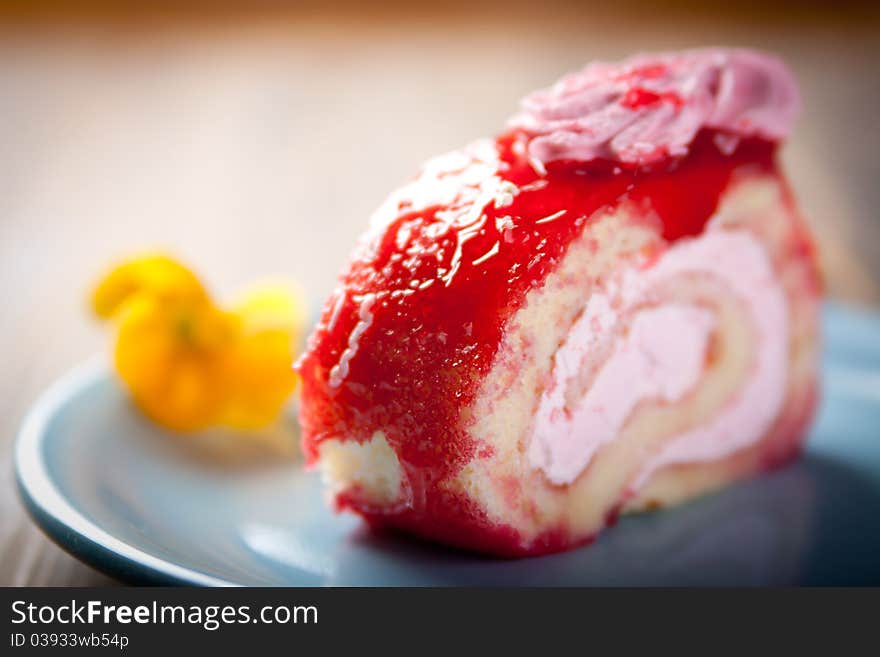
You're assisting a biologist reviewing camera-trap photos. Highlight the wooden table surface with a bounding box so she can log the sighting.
[1,4,878,586]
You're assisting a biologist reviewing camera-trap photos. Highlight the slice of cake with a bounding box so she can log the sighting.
[296,49,821,557]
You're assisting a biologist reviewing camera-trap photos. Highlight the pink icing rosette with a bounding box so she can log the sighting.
[508,48,800,166]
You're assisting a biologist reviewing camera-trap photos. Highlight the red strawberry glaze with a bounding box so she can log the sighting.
[619,87,684,110]
[296,129,778,553]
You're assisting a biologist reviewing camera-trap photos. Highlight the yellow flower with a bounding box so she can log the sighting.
[92,254,305,433]
[92,254,207,319]
[220,282,307,430]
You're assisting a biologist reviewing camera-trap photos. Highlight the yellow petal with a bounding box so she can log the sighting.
[218,328,298,430]
[217,281,306,429]
[92,253,207,320]
[228,280,307,337]
[95,257,306,433]
[114,295,234,432]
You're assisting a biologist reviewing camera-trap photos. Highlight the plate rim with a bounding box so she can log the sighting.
[14,357,238,587]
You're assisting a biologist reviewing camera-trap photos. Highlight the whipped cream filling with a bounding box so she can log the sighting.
[527,229,788,486]
[528,304,715,485]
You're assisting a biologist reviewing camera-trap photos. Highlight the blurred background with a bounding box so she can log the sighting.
[1,1,878,585]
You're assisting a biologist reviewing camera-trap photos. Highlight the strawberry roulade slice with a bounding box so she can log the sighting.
[296,49,821,557]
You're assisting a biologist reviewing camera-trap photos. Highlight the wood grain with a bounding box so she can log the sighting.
[1,5,877,586]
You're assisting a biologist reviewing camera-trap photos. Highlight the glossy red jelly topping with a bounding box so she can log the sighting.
[297,129,777,524]
[619,87,684,110]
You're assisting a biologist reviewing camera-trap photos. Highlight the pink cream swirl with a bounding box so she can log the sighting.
[508,48,800,167]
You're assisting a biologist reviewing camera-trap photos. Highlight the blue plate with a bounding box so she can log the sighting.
[15,303,880,586]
